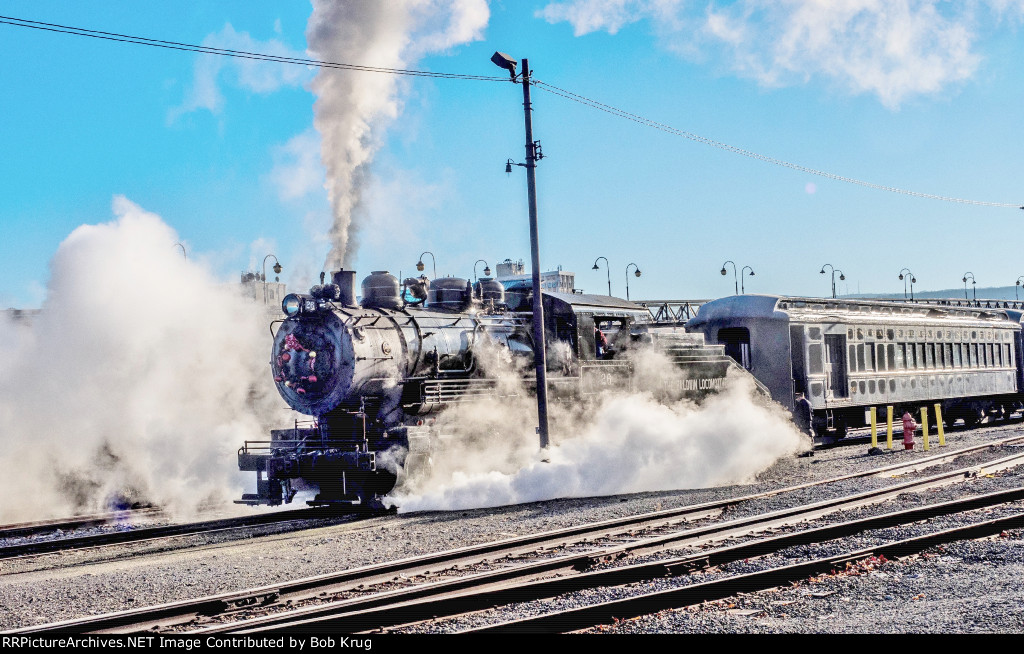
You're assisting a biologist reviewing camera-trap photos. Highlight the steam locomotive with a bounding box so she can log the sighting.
[237,269,751,508]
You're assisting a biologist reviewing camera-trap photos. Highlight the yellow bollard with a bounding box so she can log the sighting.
[921,407,930,451]
[870,407,878,448]
[886,406,894,449]
[934,404,946,447]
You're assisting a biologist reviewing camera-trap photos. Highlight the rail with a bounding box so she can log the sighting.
[226,451,1024,632]
[21,433,1024,634]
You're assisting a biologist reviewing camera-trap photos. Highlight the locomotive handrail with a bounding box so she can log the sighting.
[239,439,362,453]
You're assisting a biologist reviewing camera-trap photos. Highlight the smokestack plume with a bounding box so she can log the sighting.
[305,0,489,270]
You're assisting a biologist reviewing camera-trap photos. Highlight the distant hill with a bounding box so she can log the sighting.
[843,286,1024,302]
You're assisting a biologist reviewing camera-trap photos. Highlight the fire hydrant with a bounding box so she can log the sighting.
[902,411,917,450]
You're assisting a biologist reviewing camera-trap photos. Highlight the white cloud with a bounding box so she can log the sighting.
[538,0,651,35]
[268,129,325,201]
[538,0,1021,108]
[169,23,313,121]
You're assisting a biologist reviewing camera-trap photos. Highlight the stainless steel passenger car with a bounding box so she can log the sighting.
[687,295,1022,436]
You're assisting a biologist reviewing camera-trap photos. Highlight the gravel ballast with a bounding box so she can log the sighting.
[2,421,1024,632]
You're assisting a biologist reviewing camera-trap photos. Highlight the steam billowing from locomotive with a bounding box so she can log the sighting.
[0,198,280,523]
[306,0,489,269]
[387,352,806,513]
[241,267,806,510]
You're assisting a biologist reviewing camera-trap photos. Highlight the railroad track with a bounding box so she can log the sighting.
[468,503,1024,633]
[0,507,161,540]
[0,507,365,561]
[219,455,1024,633]
[14,435,1024,634]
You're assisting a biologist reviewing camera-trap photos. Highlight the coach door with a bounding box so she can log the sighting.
[824,333,849,400]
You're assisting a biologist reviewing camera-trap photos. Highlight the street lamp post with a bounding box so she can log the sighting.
[473,259,491,282]
[492,51,550,450]
[1016,276,1024,301]
[592,256,611,296]
[720,260,738,295]
[740,266,755,294]
[898,268,916,302]
[962,272,976,302]
[819,264,844,299]
[262,254,283,305]
[625,263,641,301]
[834,269,846,298]
[416,251,437,280]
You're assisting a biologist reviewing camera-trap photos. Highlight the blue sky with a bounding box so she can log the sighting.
[2,0,1024,308]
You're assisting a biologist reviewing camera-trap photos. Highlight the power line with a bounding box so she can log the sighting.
[533,80,1023,209]
[2,14,1020,209]
[0,15,506,82]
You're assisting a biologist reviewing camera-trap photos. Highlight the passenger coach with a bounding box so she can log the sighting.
[687,295,1022,437]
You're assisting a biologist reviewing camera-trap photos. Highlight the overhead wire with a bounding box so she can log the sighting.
[0,15,506,81]
[1,14,1019,209]
[532,80,1023,209]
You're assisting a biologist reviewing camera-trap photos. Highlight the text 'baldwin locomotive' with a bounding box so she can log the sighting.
[237,269,753,509]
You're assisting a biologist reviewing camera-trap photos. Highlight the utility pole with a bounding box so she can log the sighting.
[521,58,550,450]
[493,52,549,450]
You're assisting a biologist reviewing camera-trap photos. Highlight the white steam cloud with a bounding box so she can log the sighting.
[388,340,807,512]
[0,198,281,522]
[305,0,489,269]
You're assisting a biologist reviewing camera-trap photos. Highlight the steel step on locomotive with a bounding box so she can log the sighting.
[238,270,755,508]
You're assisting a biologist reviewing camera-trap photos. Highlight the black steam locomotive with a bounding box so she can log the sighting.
[238,269,750,508]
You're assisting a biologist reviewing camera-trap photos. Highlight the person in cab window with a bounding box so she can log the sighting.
[595,327,608,359]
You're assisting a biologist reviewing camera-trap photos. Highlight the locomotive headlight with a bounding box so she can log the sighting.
[282,294,302,317]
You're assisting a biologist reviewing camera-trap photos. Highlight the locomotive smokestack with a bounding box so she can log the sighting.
[332,269,357,307]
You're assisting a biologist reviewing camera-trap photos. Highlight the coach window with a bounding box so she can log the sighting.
[808,343,824,374]
[981,343,988,367]
[887,343,896,370]
[917,343,926,368]
[971,343,979,367]
[867,344,877,371]
[926,343,935,368]
[937,343,946,369]
[857,343,866,371]
[953,343,962,368]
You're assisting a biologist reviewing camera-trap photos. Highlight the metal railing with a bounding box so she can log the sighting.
[634,299,709,324]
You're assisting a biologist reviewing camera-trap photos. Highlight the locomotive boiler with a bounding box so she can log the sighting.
[238,269,749,509]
